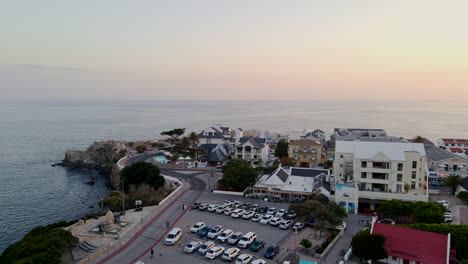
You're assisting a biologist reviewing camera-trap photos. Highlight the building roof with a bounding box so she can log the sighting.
[290,139,322,146]
[425,145,468,162]
[335,141,426,161]
[407,137,435,146]
[441,138,468,145]
[239,137,267,148]
[198,127,225,139]
[372,222,449,264]
[461,177,468,191]
[291,168,329,177]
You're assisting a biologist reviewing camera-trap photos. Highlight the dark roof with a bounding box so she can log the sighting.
[276,169,289,183]
[461,177,468,191]
[290,139,321,146]
[291,168,328,177]
[198,127,225,139]
[198,144,218,153]
[407,137,435,146]
[208,149,225,162]
[425,145,467,162]
[239,137,266,148]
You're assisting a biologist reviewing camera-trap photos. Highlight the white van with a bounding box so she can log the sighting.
[165,228,182,245]
[237,232,256,248]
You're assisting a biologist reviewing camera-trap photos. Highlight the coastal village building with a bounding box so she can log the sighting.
[438,138,468,158]
[198,127,227,145]
[425,145,468,176]
[235,137,270,167]
[301,129,326,144]
[246,166,331,202]
[261,131,290,160]
[288,139,323,167]
[371,221,455,264]
[333,141,428,211]
[198,143,233,166]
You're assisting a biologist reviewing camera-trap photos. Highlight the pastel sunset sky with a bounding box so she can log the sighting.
[1,0,467,101]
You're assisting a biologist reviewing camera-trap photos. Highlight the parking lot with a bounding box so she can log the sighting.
[154,197,294,264]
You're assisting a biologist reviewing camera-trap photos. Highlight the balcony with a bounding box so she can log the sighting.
[372,162,390,169]
[371,173,388,180]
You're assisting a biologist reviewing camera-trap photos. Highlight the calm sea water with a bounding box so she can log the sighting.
[0,100,467,253]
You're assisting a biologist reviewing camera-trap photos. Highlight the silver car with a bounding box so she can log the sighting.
[227,232,243,245]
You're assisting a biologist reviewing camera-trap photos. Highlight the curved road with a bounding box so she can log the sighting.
[98,156,206,264]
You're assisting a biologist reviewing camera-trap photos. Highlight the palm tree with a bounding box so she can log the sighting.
[413,136,425,143]
[188,132,199,149]
[180,136,191,151]
[443,174,462,195]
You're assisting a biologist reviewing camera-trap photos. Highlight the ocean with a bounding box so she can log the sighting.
[0,100,467,253]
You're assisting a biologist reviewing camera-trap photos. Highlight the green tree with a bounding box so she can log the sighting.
[377,199,410,216]
[188,131,200,151]
[180,136,191,151]
[288,200,346,226]
[410,201,445,223]
[221,158,250,173]
[135,145,147,153]
[127,142,134,147]
[280,157,296,166]
[161,128,186,144]
[351,232,388,263]
[458,191,468,203]
[323,159,333,169]
[300,239,312,249]
[275,141,289,158]
[218,164,258,191]
[443,174,462,195]
[413,136,425,143]
[120,162,164,193]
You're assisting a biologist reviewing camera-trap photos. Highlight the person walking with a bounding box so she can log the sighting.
[150,248,154,258]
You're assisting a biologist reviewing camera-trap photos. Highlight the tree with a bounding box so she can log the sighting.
[410,201,445,223]
[288,200,345,226]
[458,191,468,204]
[413,136,425,143]
[161,128,186,144]
[188,131,199,150]
[221,158,250,173]
[443,174,462,195]
[323,159,333,169]
[120,162,164,193]
[127,142,134,147]
[135,145,147,153]
[280,157,296,166]
[218,163,258,191]
[300,239,312,249]
[275,141,289,158]
[351,232,388,263]
[180,136,191,151]
[377,199,410,216]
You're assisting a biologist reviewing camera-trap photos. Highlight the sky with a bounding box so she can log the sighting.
[1,0,468,101]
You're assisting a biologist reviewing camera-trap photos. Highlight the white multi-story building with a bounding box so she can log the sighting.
[333,141,428,211]
[235,137,270,167]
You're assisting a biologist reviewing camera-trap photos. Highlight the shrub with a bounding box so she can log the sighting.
[300,239,312,249]
[135,145,147,153]
[458,191,468,203]
[120,162,164,192]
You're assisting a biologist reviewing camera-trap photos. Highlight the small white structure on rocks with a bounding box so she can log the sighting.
[104,211,115,225]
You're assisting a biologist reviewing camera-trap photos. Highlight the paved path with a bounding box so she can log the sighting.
[98,172,206,264]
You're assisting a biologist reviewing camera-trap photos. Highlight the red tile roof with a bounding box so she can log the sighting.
[442,138,468,145]
[450,148,463,153]
[372,223,448,264]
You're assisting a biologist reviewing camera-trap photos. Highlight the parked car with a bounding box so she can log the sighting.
[199,203,209,211]
[284,211,297,219]
[222,247,241,261]
[235,253,253,264]
[251,214,263,222]
[242,211,255,219]
[258,206,268,214]
[227,232,243,245]
[190,221,206,233]
[336,221,347,230]
[231,209,244,218]
[251,204,260,211]
[233,201,243,208]
[198,241,215,255]
[238,232,257,248]
[266,207,277,215]
[208,205,219,212]
[264,244,279,259]
[241,203,251,209]
[217,229,234,243]
[279,220,293,230]
[431,181,443,186]
[216,205,228,214]
[275,209,287,217]
[205,246,225,259]
[293,222,305,231]
[224,207,235,216]
[165,228,182,245]
[379,218,395,225]
[269,217,282,227]
[184,241,203,253]
[207,225,224,239]
[198,225,212,238]
[250,239,265,252]
[444,212,453,223]
[251,259,267,264]
[191,202,200,209]
[437,200,449,208]
[259,215,273,224]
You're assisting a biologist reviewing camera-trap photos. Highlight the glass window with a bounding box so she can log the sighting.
[412,171,416,179]
[397,163,403,171]
[303,155,307,159]
[412,161,417,169]
[361,172,367,178]
[340,155,343,158]
[411,182,416,189]
[361,161,367,168]
[396,184,402,192]
[397,174,402,182]
[340,164,343,167]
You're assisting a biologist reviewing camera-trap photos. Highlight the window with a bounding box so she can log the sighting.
[397,174,402,182]
[311,155,316,160]
[396,184,402,193]
[340,164,343,167]
[411,182,416,189]
[303,147,308,153]
[294,147,299,152]
[361,172,367,178]
[412,161,417,169]
[340,155,343,158]
[412,171,416,179]
[361,161,367,168]
[303,155,307,159]
[397,163,403,171]
[311,148,316,152]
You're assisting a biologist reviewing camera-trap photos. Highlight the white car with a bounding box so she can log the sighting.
[276,209,287,217]
[165,228,182,245]
[222,247,241,261]
[190,221,206,233]
[279,220,293,229]
[293,222,305,231]
[260,215,273,224]
[251,204,260,211]
[235,253,253,264]
[269,217,282,227]
[217,229,234,243]
[207,225,224,239]
[205,246,225,259]
[444,212,453,223]
[198,241,215,255]
[251,259,267,264]
[224,207,235,216]
[216,205,228,214]
[242,211,255,219]
[437,200,449,208]
[208,205,219,212]
[336,221,347,230]
[184,241,203,253]
[251,214,263,222]
[231,209,244,218]
[266,207,277,215]
[233,201,243,208]
[227,232,243,245]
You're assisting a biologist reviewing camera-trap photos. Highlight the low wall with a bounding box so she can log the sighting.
[314,229,344,259]
[213,190,245,196]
